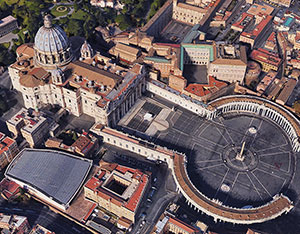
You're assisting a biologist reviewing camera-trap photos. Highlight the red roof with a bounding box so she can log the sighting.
[85,176,102,191]
[185,76,227,97]
[241,15,273,39]
[82,203,97,222]
[125,174,148,212]
[168,217,198,233]
[232,13,254,30]
[0,134,16,157]
[0,178,20,199]
[250,49,282,67]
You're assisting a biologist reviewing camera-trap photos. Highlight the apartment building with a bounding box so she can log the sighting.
[84,161,150,223]
[0,133,19,170]
[0,15,18,37]
[6,108,49,148]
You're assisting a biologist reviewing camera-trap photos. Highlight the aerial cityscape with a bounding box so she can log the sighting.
[0,0,300,233]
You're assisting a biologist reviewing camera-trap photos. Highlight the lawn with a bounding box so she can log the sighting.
[50,5,71,17]
[1,42,10,49]
[4,0,19,5]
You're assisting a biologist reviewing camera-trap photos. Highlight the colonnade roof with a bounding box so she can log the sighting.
[209,96,300,139]
[173,154,293,223]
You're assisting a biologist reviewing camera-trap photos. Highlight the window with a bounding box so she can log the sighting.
[107,138,110,141]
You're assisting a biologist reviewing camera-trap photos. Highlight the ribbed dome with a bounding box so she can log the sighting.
[51,67,64,84]
[34,25,69,53]
[80,40,94,59]
[34,14,73,69]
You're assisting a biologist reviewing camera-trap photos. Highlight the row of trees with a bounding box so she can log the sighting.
[0,0,167,65]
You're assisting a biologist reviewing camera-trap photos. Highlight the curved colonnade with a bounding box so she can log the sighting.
[172,95,298,224]
[172,154,293,224]
[209,95,300,152]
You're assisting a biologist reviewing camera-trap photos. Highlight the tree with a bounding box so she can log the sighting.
[0,45,15,66]
[115,14,132,30]
[64,19,83,37]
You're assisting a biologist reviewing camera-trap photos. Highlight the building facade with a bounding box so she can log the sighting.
[84,161,150,223]
[0,133,19,171]
[0,15,18,38]
[8,15,147,127]
[208,44,247,83]
[0,213,30,234]
[6,108,49,148]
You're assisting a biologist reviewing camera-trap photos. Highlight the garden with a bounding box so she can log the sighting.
[50,5,71,17]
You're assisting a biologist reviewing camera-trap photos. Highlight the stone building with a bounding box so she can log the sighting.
[0,15,18,38]
[8,14,147,127]
[208,44,247,83]
[172,0,208,25]
[0,132,19,171]
[6,108,49,148]
[84,161,150,223]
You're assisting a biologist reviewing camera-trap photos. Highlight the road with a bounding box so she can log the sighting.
[135,192,178,234]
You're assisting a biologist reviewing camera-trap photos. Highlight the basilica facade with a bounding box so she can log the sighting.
[8,15,146,126]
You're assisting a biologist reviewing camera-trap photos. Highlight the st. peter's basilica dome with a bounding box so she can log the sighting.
[34,14,73,69]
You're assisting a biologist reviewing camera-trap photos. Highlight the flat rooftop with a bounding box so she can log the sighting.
[159,20,193,43]
[5,149,92,206]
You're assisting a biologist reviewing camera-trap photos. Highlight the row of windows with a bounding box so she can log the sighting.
[106,137,170,162]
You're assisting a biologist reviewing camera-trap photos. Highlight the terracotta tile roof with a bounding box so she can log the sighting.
[45,138,63,149]
[232,13,254,30]
[241,15,273,39]
[85,176,102,191]
[82,203,97,222]
[250,49,282,67]
[0,178,20,200]
[117,216,132,228]
[0,134,16,156]
[71,135,93,155]
[29,67,50,81]
[177,3,207,13]
[124,173,148,212]
[67,60,122,88]
[185,76,227,97]
[19,74,43,88]
[16,44,34,58]
[168,217,198,233]
[114,43,140,56]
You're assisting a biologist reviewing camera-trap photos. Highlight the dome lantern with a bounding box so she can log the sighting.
[44,14,53,28]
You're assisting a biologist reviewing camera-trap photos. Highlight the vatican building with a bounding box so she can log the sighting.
[8,14,146,126]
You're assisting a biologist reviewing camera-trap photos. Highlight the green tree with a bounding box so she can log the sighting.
[115,14,132,30]
[65,19,83,37]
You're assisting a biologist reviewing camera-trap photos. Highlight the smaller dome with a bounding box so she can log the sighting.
[80,40,94,59]
[51,67,64,85]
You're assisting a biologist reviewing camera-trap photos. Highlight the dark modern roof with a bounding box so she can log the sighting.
[5,149,92,206]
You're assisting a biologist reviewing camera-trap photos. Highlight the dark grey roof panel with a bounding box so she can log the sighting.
[6,149,92,205]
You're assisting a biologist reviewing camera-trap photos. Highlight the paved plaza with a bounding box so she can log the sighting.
[121,99,298,209]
